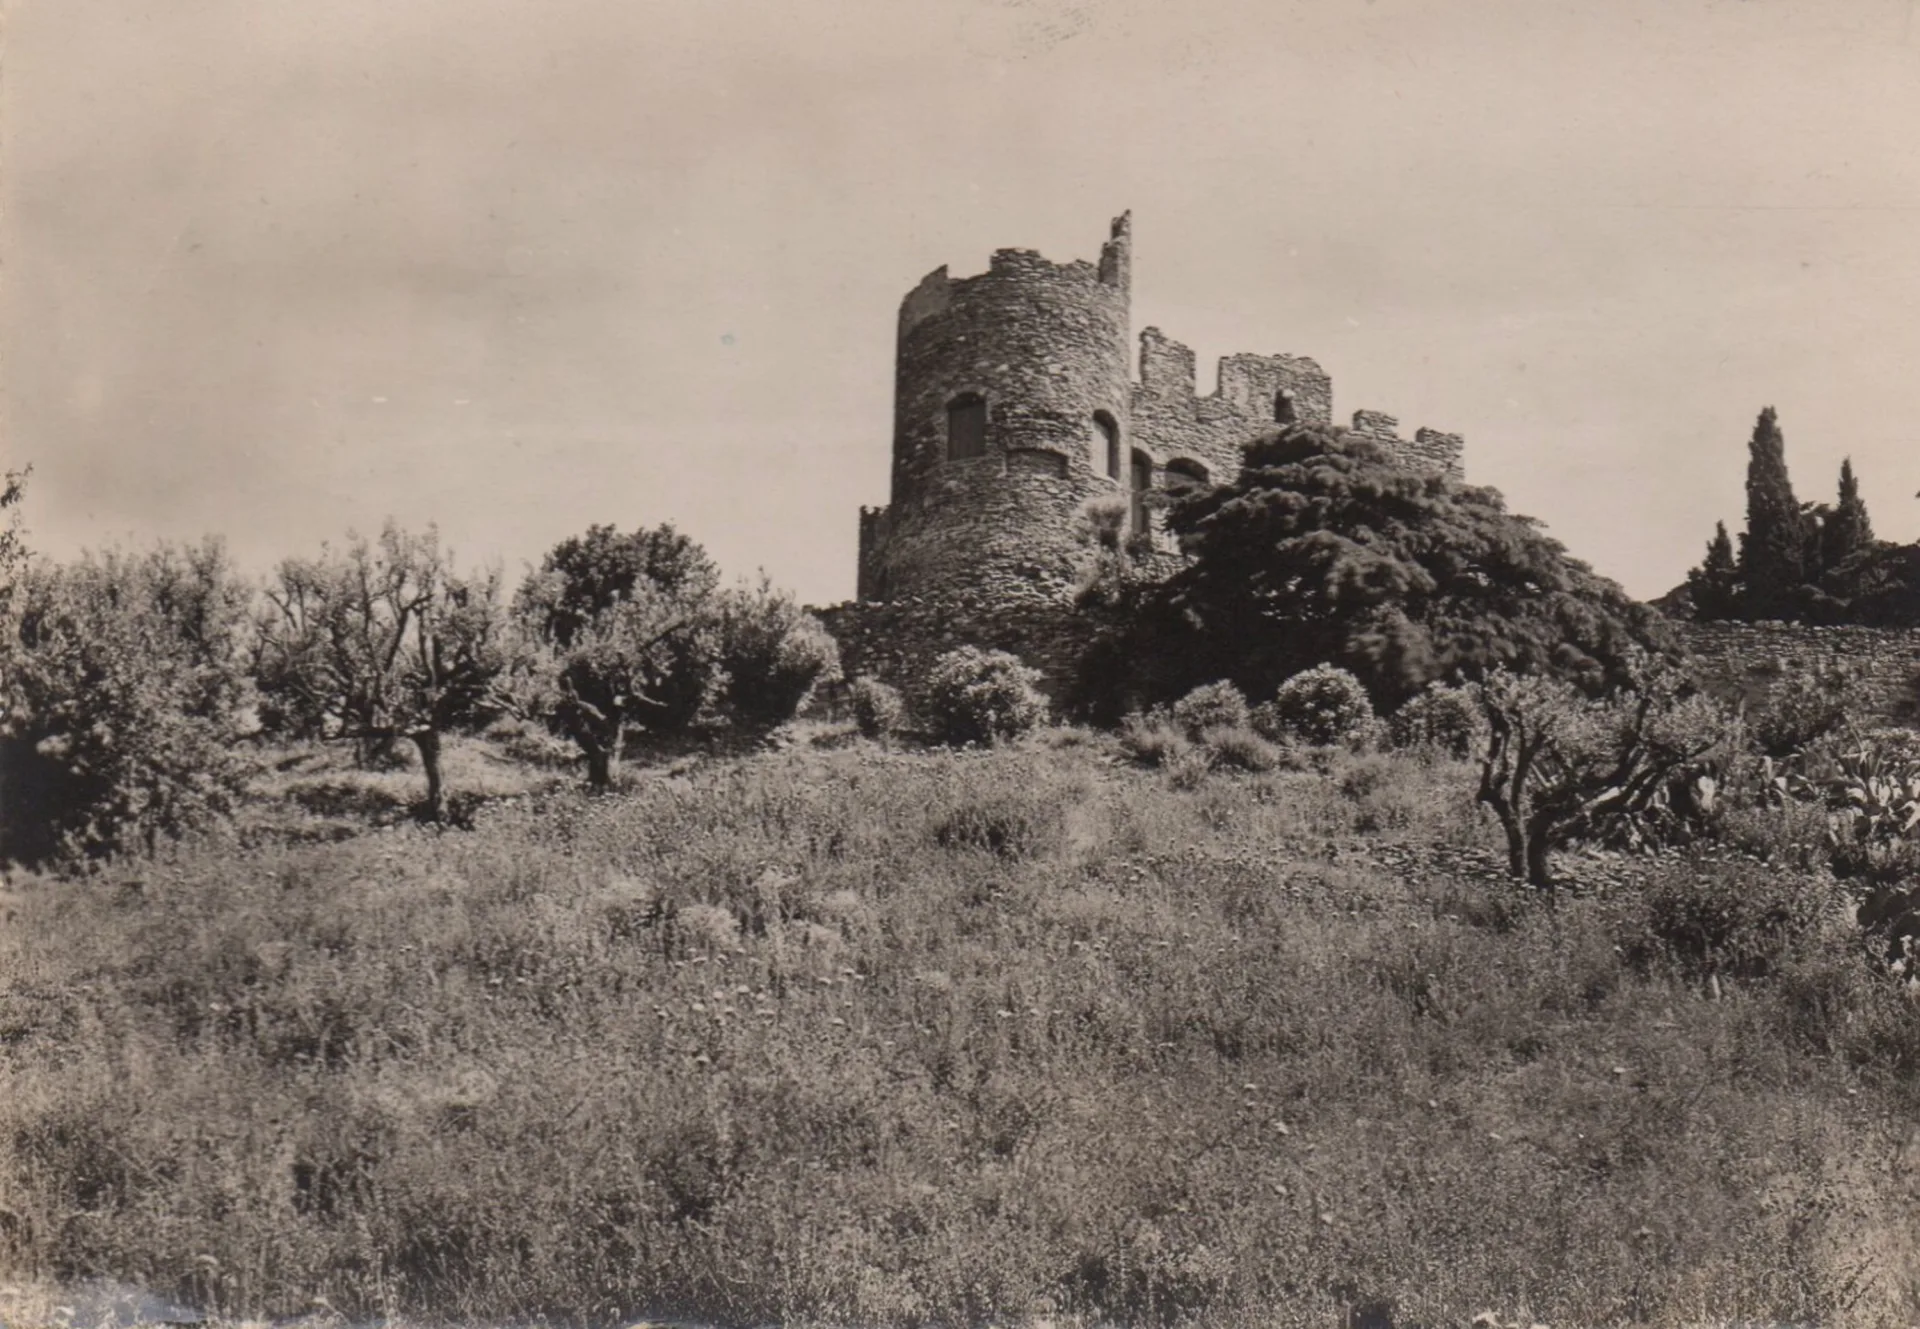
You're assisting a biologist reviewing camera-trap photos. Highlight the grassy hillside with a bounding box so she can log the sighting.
[3,728,1919,1327]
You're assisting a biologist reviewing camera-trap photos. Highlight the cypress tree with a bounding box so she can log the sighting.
[1686,520,1742,619]
[1737,406,1805,619]
[1821,456,1875,572]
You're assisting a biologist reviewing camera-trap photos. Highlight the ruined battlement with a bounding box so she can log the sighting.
[832,213,1471,699]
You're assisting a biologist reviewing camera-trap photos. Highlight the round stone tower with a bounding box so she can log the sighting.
[858,213,1133,604]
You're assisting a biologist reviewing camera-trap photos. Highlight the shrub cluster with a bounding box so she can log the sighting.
[847,675,905,740]
[1388,681,1486,759]
[920,647,1048,747]
[1256,664,1375,748]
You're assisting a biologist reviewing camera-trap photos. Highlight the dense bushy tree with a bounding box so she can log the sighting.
[1092,424,1670,715]
[522,522,718,649]
[2,540,254,865]
[254,523,513,820]
[1737,406,1808,619]
[516,527,836,787]
[1681,432,1917,625]
[0,467,27,600]
[1821,457,1875,571]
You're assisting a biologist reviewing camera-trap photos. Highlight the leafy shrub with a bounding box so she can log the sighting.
[1626,860,1845,982]
[921,647,1048,747]
[2,541,253,865]
[1170,680,1250,738]
[713,580,842,731]
[1265,664,1375,747]
[848,675,905,740]
[1749,660,1861,758]
[1389,682,1486,759]
[1200,724,1282,772]
[1118,711,1192,767]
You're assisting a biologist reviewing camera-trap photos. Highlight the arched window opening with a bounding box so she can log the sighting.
[1164,458,1210,493]
[1274,390,1297,425]
[947,393,987,461]
[1093,410,1121,479]
[1129,449,1154,535]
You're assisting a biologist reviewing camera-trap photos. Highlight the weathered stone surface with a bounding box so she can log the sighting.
[1678,620,1920,724]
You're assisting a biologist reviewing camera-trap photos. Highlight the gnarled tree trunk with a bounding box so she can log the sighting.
[411,729,444,822]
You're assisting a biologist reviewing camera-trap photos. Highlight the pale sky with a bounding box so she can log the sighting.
[6,0,1919,604]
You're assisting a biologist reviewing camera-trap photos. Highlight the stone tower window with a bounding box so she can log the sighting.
[1274,391,1297,425]
[1129,449,1154,535]
[947,393,987,461]
[1165,458,1209,493]
[1093,410,1121,479]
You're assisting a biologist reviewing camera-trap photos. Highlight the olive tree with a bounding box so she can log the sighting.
[254,522,513,820]
[1475,661,1728,888]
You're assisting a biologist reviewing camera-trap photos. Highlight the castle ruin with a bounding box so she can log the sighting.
[820,213,1466,700]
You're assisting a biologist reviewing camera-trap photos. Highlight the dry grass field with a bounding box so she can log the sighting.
[4,725,1919,1327]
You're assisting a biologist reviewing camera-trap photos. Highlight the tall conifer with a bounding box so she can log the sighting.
[1686,520,1741,619]
[1821,456,1874,572]
[1738,406,1804,619]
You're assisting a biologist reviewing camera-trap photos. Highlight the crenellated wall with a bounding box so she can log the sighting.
[1129,327,1333,486]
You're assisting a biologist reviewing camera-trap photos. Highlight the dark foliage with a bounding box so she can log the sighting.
[1089,424,1671,715]
[1737,406,1806,620]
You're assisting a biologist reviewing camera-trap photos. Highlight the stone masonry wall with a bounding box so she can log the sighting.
[1130,327,1333,486]
[873,214,1133,605]
[1678,620,1920,725]
[870,454,1119,603]
[815,595,1106,712]
[1349,412,1465,481]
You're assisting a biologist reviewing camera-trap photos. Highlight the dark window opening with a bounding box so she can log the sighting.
[1274,391,1297,425]
[947,394,987,460]
[1094,410,1120,479]
[1129,449,1154,535]
[1165,458,1210,492]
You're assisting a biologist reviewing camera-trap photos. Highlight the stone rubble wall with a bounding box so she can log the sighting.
[1348,411,1465,481]
[1677,620,1920,725]
[1130,327,1332,486]
[814,593,1106,713]
[878,216,1133,604]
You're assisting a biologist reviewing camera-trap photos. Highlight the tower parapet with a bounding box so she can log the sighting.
[866,215,1135,604]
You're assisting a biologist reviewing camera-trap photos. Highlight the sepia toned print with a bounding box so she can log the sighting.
[5,2,1920,1326]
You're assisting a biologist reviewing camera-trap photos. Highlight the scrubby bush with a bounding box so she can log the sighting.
[2,540,254,865]
[1170,680,1250,738]
[1389,681,1486,759]
[1265,664,1375,748]
[711,578,842,731]
[1626,859,1846,983]
[1118,710,1191,767]
[848,675,905,740]
[1200,725,1282,772]
[921,646,1048,746]
[1749,660,1861,758]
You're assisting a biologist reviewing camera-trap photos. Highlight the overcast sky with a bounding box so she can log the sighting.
[6,0,1919,604]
